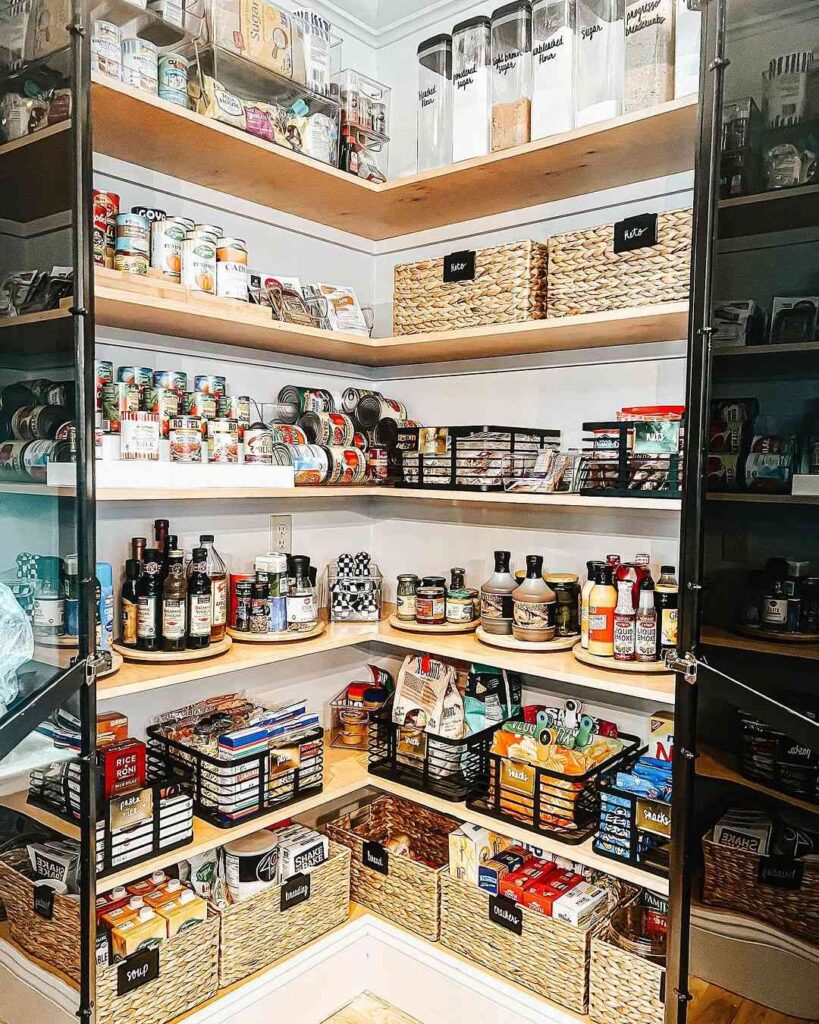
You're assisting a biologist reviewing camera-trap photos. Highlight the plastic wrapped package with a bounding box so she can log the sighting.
[0,582,33,713]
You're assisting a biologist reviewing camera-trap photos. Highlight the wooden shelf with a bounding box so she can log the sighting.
[0,790,80,841]
[719,183,819,238]
[0,122,71,222]
[94,268,689,367]
[91,75,697,239]
[697,745,818,815]
[702,625,819,661]
[706,492,819,505]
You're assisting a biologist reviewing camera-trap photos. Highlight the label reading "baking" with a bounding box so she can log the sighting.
[280,873,311,911]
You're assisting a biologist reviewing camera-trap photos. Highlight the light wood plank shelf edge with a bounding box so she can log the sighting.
[697,745,819,815]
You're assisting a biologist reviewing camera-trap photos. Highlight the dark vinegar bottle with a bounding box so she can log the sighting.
[187,546,212,650]
[162,550,188,653]
[136,548,163,652]
[120,558,140,648]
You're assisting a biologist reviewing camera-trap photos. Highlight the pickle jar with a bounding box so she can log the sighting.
[396,573,419,621]
[545,571,581,636]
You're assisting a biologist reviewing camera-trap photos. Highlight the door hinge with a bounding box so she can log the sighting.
[665,650,699,684]
[85,656,100,685]
[709,56,730,72]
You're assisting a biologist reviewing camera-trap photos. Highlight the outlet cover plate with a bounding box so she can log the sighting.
[270,514,292,554]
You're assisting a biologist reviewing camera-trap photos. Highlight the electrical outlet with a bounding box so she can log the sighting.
[269,515,292,554]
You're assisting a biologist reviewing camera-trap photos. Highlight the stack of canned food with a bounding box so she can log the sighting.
[0,377,75,483]
[92,19,190,106]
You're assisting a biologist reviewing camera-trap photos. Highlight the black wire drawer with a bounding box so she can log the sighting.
[577,420,684,498]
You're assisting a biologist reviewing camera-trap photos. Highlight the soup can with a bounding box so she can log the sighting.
[101,382,139,432]
[194,375,226,396]
[91,20,121,78]
[117,365,152,387]
[207,418,239,463]
[326,446,367,484]
[152,369,187,392]
[169,416,203,462]
[290,443,330,485]
[243,424,274,464]
[121,36,158,93]
[157,52,188,107]
[270,423,307,445]
[150,218,187,281]
[182,234,216,294]
[299,411,354,446]
[143,386,180,437]
[342,387,381,415]
[184,391,217,419]
[215,237,248,301]
[277,385,335,414]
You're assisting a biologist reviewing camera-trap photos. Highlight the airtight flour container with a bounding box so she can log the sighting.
[452,16,491,161]
[417,34,453,171]
[490,0,533,151]
[624,0,674,114]
[531,0,575,138]
[575,0,624,126]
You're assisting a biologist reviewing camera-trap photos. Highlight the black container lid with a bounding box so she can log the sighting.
[417,33,453,55]
[491,0,532,21]
[453,14,491,34]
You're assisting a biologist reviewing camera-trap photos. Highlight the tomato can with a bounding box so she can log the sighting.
[298,411,354,446]
[117,366,152,387]
[341,387,381,415]
[182,234,216,294]
[150,217,187,281]
[194,375,226,396]
[215,237,248,301]
[95,360,113,411]
[270,423,307,445]
[169,416,203,462]
[290,443,330,485]
[243,425,274,464]
[326,446,367,484]
[101,382,140,432]
[184,391,217,419]
[277,385,335,414]
[152,369,187,392]
[217,394,249,421]
[355,394,407,430]
[352,431,368,451]
[207,418,239,463]
[143,386,180,437]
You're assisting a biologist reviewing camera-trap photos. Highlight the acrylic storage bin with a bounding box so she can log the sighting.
[467,731,641,844]
[326,793,461,940]
[216,841,351,986]
[147,723,324,827]
[393,238,548,335]
[575,0,624,126]
[546,208,692,316]
[332,68,391,138]
[531,0,575,139]
[452,15,491,161]
[490,0,532,151]
[327,560,383,622]
[417,33,453,171]
[577,419,684,498]
[398,425,560,491]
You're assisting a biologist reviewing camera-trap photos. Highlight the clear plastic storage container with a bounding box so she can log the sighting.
[575,0,624,126]
[674,0,701,98]
[452,15,491,161]
[417,34,453,171]
[332,68,391,137]
[293,8,335,97]
[209,0,307,84]
[531,0,575,139]
[490,0,533,151]
[624,0,674,113]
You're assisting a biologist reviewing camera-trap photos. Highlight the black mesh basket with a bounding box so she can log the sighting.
[592,764,671,878]
[465,732,641,844]
[367,700,512,802]
[577,420,684,498]
[398,425,561,491]
[147,724,324,828]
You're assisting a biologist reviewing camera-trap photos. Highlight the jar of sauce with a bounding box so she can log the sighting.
[545,572,580,636]
[416,585,446,625]
[396,574,419,620]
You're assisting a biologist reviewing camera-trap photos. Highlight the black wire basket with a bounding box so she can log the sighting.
[577,420,684,498]
[591,764,671,878]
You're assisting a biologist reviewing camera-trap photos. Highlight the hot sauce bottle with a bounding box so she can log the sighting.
[588,564,617,657]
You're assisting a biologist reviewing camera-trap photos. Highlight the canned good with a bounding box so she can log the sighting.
[376,418,422,449]
[132,206,166,223]
[93,189,119,268]
[152,369,187,392]
[230,574,255,631]
[243,424,274,464]
[355,394,407,430]
[115,212,149,254]
[215,237,248,301]
[117,366,152,387]
[150,218,187,280]
[290,443,330,485]
[0,440,70,482]
[184,391,218,419]
[45,382,71,408]
[157,51,188,106]
[325,446,367,484]
[169,416,203,462]
[194,223,222,240]
[351,431,368,451]
[270,423,307,445]
[11,404,66,441]
[299,411,354,446]
[113,249,148,275]
[446,588,478,623]
[367,447,389,481]
[95,360,113,411]
[121,36,158,93]
[207,418,239,463]
[277,385,335,414]
[182,234,216,293]
[416,586,446,625]
[120,411,160,460]
[91,20,121,78]
[193,375,226,396]
[101,382,140,432]
[143,386,180,437]
[342,387,381,415]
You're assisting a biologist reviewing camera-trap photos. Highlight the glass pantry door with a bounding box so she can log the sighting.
[669,1,819,1021]
[0,0,96,1018]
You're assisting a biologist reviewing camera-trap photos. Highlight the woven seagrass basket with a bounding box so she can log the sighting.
[96,912,220,1024]
[439,871,609,1013]
[701,829,819,945]
[547,209,691,317]
[216,841,351,987]
[589,932,665,1024]
[392,240,548,335]
[326,793,460,940]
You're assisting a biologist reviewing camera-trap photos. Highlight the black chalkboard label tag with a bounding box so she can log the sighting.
[758,855,804,890]
[443,250,476,283]
[363,840,389,875]
[488,894,523,935]
[117,946,160,996]
[613,213,659,254]
[280,872,311,911]
[33,883,55,920]
[659,972,666,1004]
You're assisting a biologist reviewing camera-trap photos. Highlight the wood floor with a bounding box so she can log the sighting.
[322,992,423,1024]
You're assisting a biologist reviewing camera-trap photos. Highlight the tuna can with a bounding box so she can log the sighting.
[326,445,367,484]
[184,391,217,420]
[298,411,354,446]
[182,234,216,294]
[342,387,381,415]
[215,237,248,301]
[117,366,152,387]
[270,423,307,445]
[277,385,335,414]
[207,418,239,463]
[355,394,408,430]
[150,218,187,280]
[158,52,188,106]
[115,212,149,255]
[121,36,158,93]
[143,386,180,438]
[91,20,121,78]
[242,424,274,464]
[193,375,226,396]
[367,447,389,481]
[152,369,187,392]
[169,415,203,462]
[230,574,255,630]
[101,382,140,432]
[290,443,330,485]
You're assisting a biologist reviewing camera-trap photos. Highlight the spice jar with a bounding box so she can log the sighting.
[531,0,575,139]
[452,16,491,161]
[416,584,446,624]
[575,0,624,127]
[417,34,453,171]
[490,0,533,152]
[396,573,419,620]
